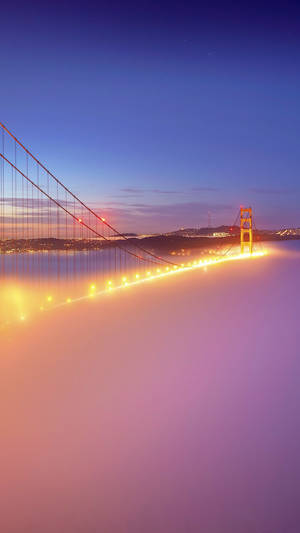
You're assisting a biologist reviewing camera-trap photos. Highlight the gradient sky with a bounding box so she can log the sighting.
[1,1,300,232]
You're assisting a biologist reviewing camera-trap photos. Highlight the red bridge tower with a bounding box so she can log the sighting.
[240,207,253,254]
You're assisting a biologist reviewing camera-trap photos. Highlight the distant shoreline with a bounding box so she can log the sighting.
[1,231,299,256]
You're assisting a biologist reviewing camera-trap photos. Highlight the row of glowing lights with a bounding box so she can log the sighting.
[18,250,266,322]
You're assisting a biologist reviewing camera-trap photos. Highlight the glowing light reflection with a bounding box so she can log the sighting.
[3,250,267,326]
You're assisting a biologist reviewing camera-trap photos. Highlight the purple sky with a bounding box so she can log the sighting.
[1,1,300,232]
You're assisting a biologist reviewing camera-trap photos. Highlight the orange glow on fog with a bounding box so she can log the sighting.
[0,250,267,327]
[51,250,267,314]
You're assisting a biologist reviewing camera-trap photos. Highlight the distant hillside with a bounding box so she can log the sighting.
[166,225,240,237]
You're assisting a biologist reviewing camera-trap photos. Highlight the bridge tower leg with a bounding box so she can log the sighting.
[240,207,253,254]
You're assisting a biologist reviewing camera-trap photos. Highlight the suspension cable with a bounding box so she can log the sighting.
[0,152,175,267]
[0,121,178,267]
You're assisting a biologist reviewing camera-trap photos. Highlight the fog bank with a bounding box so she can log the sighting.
[1,243,300,533]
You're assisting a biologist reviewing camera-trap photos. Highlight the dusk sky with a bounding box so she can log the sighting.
[1,1,300,232]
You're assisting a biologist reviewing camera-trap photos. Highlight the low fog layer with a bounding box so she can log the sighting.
[1,243,300,533]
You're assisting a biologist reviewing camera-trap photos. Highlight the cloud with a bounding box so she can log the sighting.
[0,197,82,210]
[120,188,144,195]
[113,186,219,199]
[249,187,294,195]
[150,189,180,195]
[191,187,219,192]
[95,201,234,233]
[128,201,232,217]
[0,195,234,236]
[0,197,50,208]
[118,187,181,197]
[129,203,151,208]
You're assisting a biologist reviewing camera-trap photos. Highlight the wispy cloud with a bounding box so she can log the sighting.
[150,189,180,195]
[119,187,181,197]
[0,197,50,208]
[96,201,234,233]
[0,196,233,234]
[113,186,219,199]
[191,186,219,192]
[120,188,144,195]
[249,187,295,195]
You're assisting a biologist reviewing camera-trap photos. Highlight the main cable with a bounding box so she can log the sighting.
[0,122,178,267]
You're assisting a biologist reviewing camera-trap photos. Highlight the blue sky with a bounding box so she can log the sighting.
[1,1,300,232]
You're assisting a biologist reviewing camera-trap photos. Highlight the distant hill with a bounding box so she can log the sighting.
[166,225,240,237]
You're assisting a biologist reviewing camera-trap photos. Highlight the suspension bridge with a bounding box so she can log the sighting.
[0,122,265,324]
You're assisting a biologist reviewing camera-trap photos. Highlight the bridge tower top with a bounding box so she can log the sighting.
[240,207,253,254]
